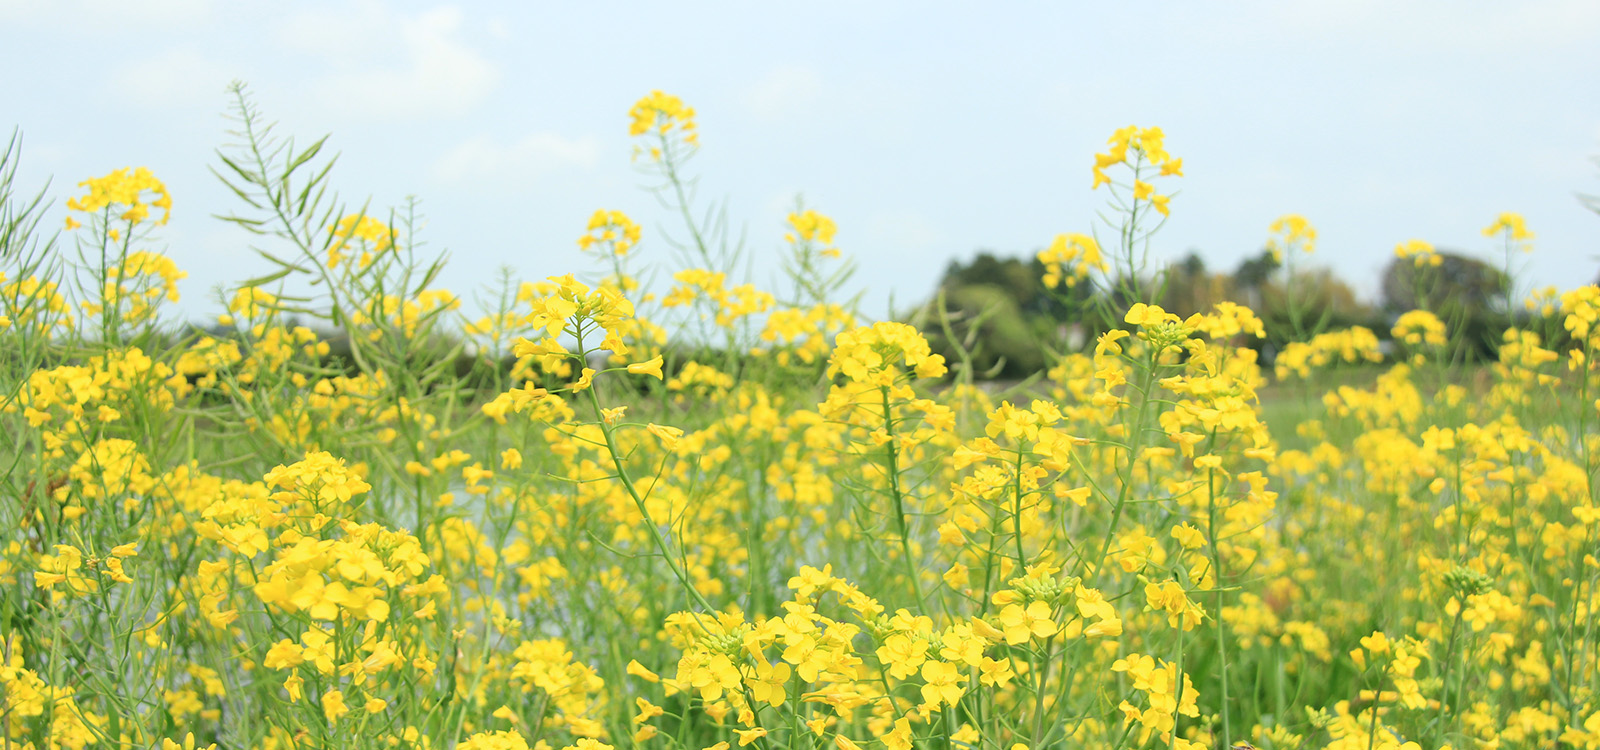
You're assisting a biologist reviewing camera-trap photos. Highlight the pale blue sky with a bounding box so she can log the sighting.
[3,0,1598,321]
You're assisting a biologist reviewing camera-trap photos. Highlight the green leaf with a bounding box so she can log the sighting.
[252,247,310,272]
[234,266,296,289]
[285,134,330,175]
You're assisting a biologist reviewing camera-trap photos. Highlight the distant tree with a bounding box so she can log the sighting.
[1179,250,1207,278]
[921,250,1106,378]
[1260,268,1367,318]
[1380,251,1507,314]
[1161,251,1234,318]
[1381,250,1509,360]
[1232,249,1281,310]
[921,284,1048,378]
[943,252,1037,306]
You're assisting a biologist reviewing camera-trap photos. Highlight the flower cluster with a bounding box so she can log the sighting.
[1093,125,1182,216]
[826,321,947,385]
[325,213,397,270]
[1037,232,1105,289]
[787,209,840,257]
[1267,213,1317,260]
[629,90,698,157]
[1394,238,1440,267]
[578,209,642,256]
[64,165,172,226]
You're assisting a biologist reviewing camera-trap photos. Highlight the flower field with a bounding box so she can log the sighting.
[3,87,1600,750]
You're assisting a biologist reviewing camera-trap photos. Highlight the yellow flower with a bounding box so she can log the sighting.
[322,689,349,724]
[979,657,1015,687]
[103,558,134,584]
[627,355,665,379]
[919,660,967,709]
[747,661,790,706]
[647,423,684,451]
[570,367,596,393]
[459,730,533,750]
[884,718,913,750]
[627,660,661,682]
[1125,302,1179,328]
[1482,211,1533,242]
[1170,524,1205,550]
[998,601,1058,645]
[1144,580,1206,631]
[161,734,217,750]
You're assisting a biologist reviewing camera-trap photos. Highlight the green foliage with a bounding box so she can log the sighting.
[1382,251,1511,361]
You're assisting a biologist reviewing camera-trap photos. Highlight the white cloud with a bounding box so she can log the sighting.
[433,132,601,185]
[111,48,234,108]
[745,65,824,122]
[279,2,499,120]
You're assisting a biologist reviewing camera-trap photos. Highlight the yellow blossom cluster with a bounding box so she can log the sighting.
[64,165,172,226]
[826,321,947,385]
[629,90,698,158]
[577,209,642,256]
[0,273,74,335]
[1395,238,1441,267]
[1037,232,1105,289]
[1392,309,1448,348]
[1267,213,1317,260]
[1483,211,1534,245]
[325,213,397,270]
[787,209,840,258]
[1093,125,1181,216]
[1274,326,1384,379]
[661,268,776,328]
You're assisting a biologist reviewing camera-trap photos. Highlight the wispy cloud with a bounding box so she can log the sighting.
[433,132,602,185]
[279,2,500,120]
[112,47,235,108]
